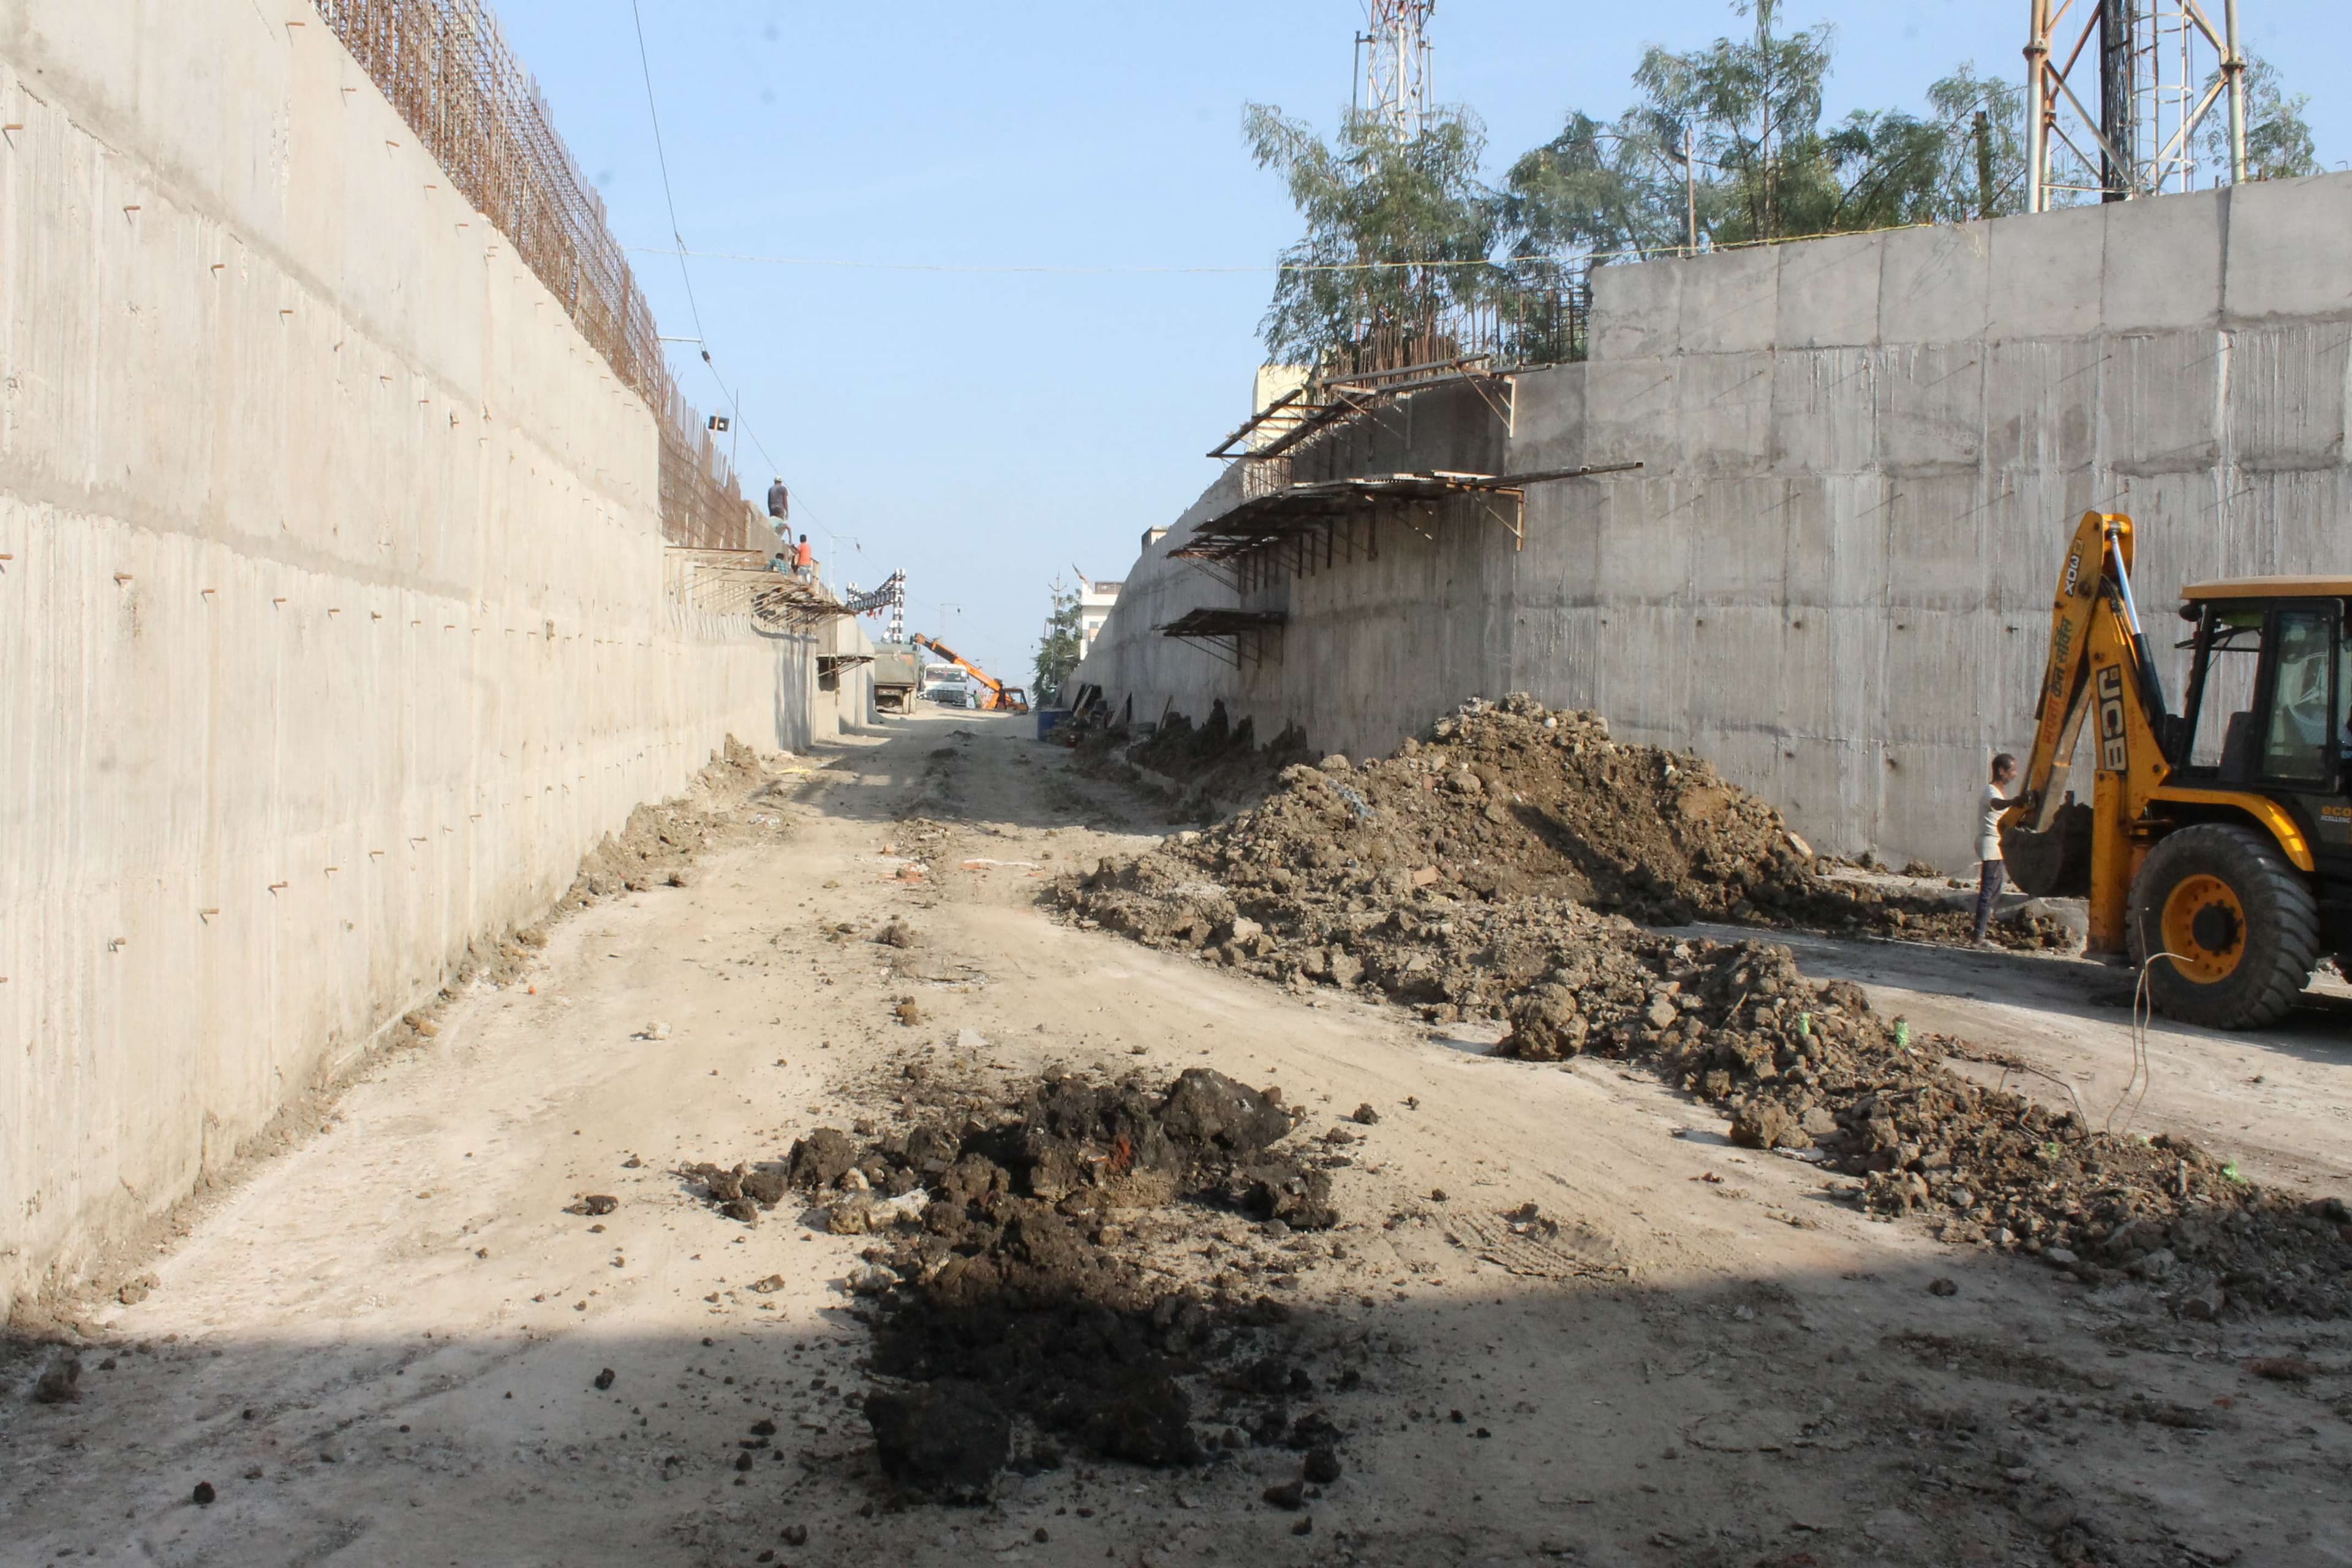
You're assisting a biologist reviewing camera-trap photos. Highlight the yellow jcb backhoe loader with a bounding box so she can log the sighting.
[2001,511,2352,1028]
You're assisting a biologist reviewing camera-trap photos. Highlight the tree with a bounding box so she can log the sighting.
[2199,53,2323,183]
[1504,6,2028,280]
[1243,103,1501,369]
[1628,0,1839,245]
[1032,578,1082,710]
[1817,67,2027,230]
[1502,109,1686,268]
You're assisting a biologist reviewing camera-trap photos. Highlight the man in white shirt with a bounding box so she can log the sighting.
[1973,753,2024,946]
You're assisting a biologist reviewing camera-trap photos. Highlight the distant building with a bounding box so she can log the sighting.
[1074,571,1123,650]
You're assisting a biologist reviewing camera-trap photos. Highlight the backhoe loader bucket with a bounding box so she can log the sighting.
[2002,801,2093,899]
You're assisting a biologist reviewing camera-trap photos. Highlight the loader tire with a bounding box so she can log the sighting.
[2127,823,2320,1030]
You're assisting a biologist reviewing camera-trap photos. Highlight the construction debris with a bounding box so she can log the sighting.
[1076,694,2067,947]
[1061,696,2350,1317]
[683,1066,1357,1501]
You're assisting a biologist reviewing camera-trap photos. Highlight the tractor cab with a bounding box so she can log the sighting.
[2166,578,2352,973]
[2171,578,2352,807]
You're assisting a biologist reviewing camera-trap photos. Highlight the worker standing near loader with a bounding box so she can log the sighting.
[1975,753,2025,946]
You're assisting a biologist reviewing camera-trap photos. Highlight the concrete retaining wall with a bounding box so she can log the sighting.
[1077,175,2352,871]
[0,1,835,1316]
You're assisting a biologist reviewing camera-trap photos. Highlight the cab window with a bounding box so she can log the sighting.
[2186,610,2263,774]
[2261,608,2336,785]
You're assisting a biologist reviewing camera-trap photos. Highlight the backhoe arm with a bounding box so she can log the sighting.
[2003,511,2176,946]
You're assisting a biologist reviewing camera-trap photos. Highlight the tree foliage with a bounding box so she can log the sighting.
[1032,579,1082,709]
[1243,104,1499,369]
[1504,10,2029,268]
[2199,53,2323,184]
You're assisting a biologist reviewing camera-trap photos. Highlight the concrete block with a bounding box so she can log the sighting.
[1833,477,1902,614]
[1777,734,1869,855]
[1879,222,1991,345]
[1988,202,2104,341]
[1885,473,1992,613]
[1879,342,1986,475]
[2226,466,2352,578]
[1983,467,2079,611]
[1675,353,1776,477]
[1589,258,1683,361]
[1817,614,1890,767]
[1777,476,1836,608]
[1507,366,1587,469]
[1777,232,1883,349]
[1684,478,1789,605]
[2120,467,2234,607]
[1880,739,2007,868]
[1678,246,1780,355]
[1595,477,1691,603]
[1879,611,1999,744]
[1578,358,1682,472]
[1984,336,2100,475]
[2101,329,2225,475]
[1515,475,1605,604]
[2227,323,2350,472]
[2223,172,2352,325]
[1593,603,1694,737]
[1770,350,1877,475]
[1507,604,1604,712]
[2102,187,2224,333]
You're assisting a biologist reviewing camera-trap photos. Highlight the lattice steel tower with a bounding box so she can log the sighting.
[2026,0,2248,208]
[1357,1,1434,136]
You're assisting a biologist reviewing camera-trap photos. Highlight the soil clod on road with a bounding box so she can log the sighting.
[693,1064,1359,1501]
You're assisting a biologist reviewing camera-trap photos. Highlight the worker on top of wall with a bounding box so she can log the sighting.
[767,478,790,521]
[1973,752,2024,948]
[793,533,816,584]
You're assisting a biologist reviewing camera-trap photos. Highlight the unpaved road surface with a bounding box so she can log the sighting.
[6,709,2350,1567]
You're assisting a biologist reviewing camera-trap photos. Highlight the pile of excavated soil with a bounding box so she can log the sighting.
[1058,698,2351,1319]
[1082,694,2067,949]
[568,736,791,903]
[684,1066,1360,1503]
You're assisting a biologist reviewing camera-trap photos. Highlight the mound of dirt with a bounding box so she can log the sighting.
[1079,693,2065,949]
[1058,698,2350,1318]
[569,737,792,902]
[685,1066,1358,1502]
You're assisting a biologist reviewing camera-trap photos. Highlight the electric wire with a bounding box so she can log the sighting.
[624,3,871,568]
[624,219,1949,276]
[626,0,709,347]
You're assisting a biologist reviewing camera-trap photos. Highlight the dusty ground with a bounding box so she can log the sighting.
[6,709,2350,1567]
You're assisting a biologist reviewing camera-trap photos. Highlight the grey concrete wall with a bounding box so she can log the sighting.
[1077,175,2352,870]
[0,1,809,1314]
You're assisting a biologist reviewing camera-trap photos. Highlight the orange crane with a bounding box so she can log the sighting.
[912,634,1030,714]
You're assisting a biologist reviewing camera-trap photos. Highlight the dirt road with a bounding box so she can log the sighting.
[6,709,2348,1567]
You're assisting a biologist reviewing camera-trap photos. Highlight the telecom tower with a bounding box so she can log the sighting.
[1357,1,1434,136]
[2026,0,2248,209]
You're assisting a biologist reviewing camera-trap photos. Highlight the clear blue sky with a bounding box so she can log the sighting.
[486,1,2346,685]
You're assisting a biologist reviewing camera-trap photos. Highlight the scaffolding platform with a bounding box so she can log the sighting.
[1153,607,1289,668]
[1172,465,1637,564]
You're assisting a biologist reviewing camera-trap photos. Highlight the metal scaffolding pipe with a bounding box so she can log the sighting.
[2224,0,2248,182]
[2100,0,2138,200]
[2025,0,2051,212]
